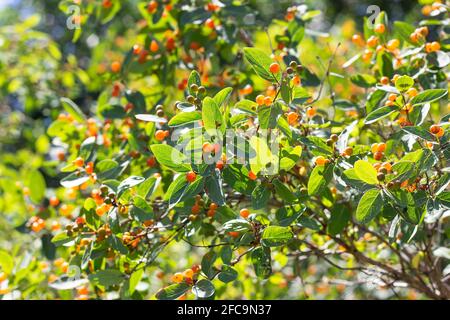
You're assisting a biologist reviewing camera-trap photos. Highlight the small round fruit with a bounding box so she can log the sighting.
[380,76,389,85]
[374,23,386,34]
[186,171,197,183]
[374,151,383,161]
[248,171,257,180]
[269,63,280,73]
[240,208,250,219]
[155,130,166,141]
[315,156,327,166]
[111,61,121,73]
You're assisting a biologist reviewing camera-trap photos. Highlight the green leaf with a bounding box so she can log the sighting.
[273,179,296,203]
[88,269,124,287]
[411,89,448,106]
[249,135,278,175]
[61,172,90,188]
[393,21,416,45]
[117,176,145,198]
[213,87,233,110]
[251,247,272,279]
[307,164,334,196]
[150,144,191,172]
[60,97,85,122]
[156,283,190,300]
[168,111,202,127]
[218,265,238,283]
[279,146,302,171]
[395,75,414,93]
[243,47,281,82]
[350,74,376,88]
[129,269,144,295]
[192,279,215,298]
[261,226,293,247]
[26,170,46,203]
[355,189,383,223]
[364,106,396,124]
[252,184,270,209]
[222,219,252,232]
[51,232,75,246]
[402,126,435,141]
[202,97,225,133]
[258,101,283,129]
[327,204,351,236]
[188,70,201,94]
[377,52,393,78]
[354,160,378,185]
[0,250,14,274]
[201,251,217,279]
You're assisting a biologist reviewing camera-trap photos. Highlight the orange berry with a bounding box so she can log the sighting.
[240,208,250,219]
[373,162,381,171]
[292,75,301,86]
[366,36,378,48]
[422,5,432,16]
[209,203,218,210]
[102,0,112,9]
[431,41,440,51]
[146,156,156,167]
[407,88,418,97]
[202,142,214,153]
[385,100,395,107]
[73,157,84,167]
[377,143,386,152]
[186,171,197,183]
[315,156,327,166]
[306,108,316,117]
[150,40,159,53]
[49,196,60,207]
[388,94,397,102]
[0,272,7,282]
[343,147,353,156]
[183,269,194,279]
[381,162,392,172]
[248,171,257,180]
[191,265,201,273]
[228,231,240,238]
[287,112,299,125]
[380,77,390,85]
[269,62,280,74]
[85,162,94,175]
[111,61,121,73]
[430,124,441,134]
[418,27,429,36]
[191,204,201,214]
[205,18,215,29]
[215,160,224,170]
[436,127,444,138]
[351,34,364,46]
[263,96,272,106]
[374,23,385,34]
[171,273,184,283]
[374,151,383,161]
[386,39,400,51]
[155,130,166,141]
[147,0,158,13]
[207,209,215,217]
[256,95,265,106]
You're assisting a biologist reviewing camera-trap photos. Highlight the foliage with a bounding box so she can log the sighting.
[0,0,449,300]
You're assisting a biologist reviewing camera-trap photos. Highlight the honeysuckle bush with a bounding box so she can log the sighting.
[0,0,449,300]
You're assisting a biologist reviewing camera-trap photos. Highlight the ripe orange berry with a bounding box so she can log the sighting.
[191,264,201,273]
[343,147,353,156]
[207,209,215,217]
[205,18,215,29]
[49,196,60,207]
[150,40,159,53]
[186,171,197,183]
[256,95,265,106]
[263,96,272,106]
[380,77,389,85]
[183,269,194,279]
[0,272,7,282]
[386,39,400,51]
[191,204,200,214]
[146,156,156,167]
[430,41,440,51]
[209,203,218,210]
[430,124,441,134]
[287,112,299,125]
[202,142,214,153]
[366,36,378,48]
[248,171,257,180]
[85,162,94,175]
[374,151,383,161]
[292,75,301,86]
[385,100,395,107]
[315,156,327,166]
[351,34,364,46]
[269,62,280,74]
[111,61,121,73]
[374,23,385,34]
[155,130,166,141]
[388,94,397,102]
[306,108,316,117]
[422,5,432,16]
[147,0,158,13]
[381,162,392,172]
[228,231,240,238]
[102,0,112,9]
[73,157,84,167]
[407,87,418,97]
[215,160,224,170]
[171,273,184,283]
[240,208,250,219]
[377,143,386,152]
[436,127,444,138]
